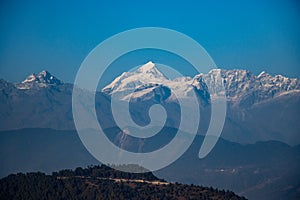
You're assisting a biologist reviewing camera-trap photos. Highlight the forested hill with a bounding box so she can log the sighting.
[0,165,246,200]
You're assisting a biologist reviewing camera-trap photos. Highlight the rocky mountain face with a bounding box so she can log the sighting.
[0,63,299,144]
[0,73,75,130]
[199,69,300,107]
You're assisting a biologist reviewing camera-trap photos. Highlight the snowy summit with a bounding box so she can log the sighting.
[17,70,63,89]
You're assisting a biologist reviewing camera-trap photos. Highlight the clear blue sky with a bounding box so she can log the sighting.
[0,0,299,84]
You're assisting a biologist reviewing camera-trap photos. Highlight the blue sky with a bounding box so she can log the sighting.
[0,0,299,84]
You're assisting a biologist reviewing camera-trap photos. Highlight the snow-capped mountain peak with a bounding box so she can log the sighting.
[102,61,169,95]
[102,61,207,102]
[17,70,63,89]
[136,61,163,75]
[136,61,155,71]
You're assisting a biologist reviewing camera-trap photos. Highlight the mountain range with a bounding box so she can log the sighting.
[103,61,300,104]
[0,63,300,199]
[1,62,299,145]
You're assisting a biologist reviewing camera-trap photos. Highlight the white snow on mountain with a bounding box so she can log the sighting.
[11,62,299,105]
[103,61,167,93]
[102,61,300,105]
[16,70,63,89]
[197,69,300,103]
[102,61,195,101]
